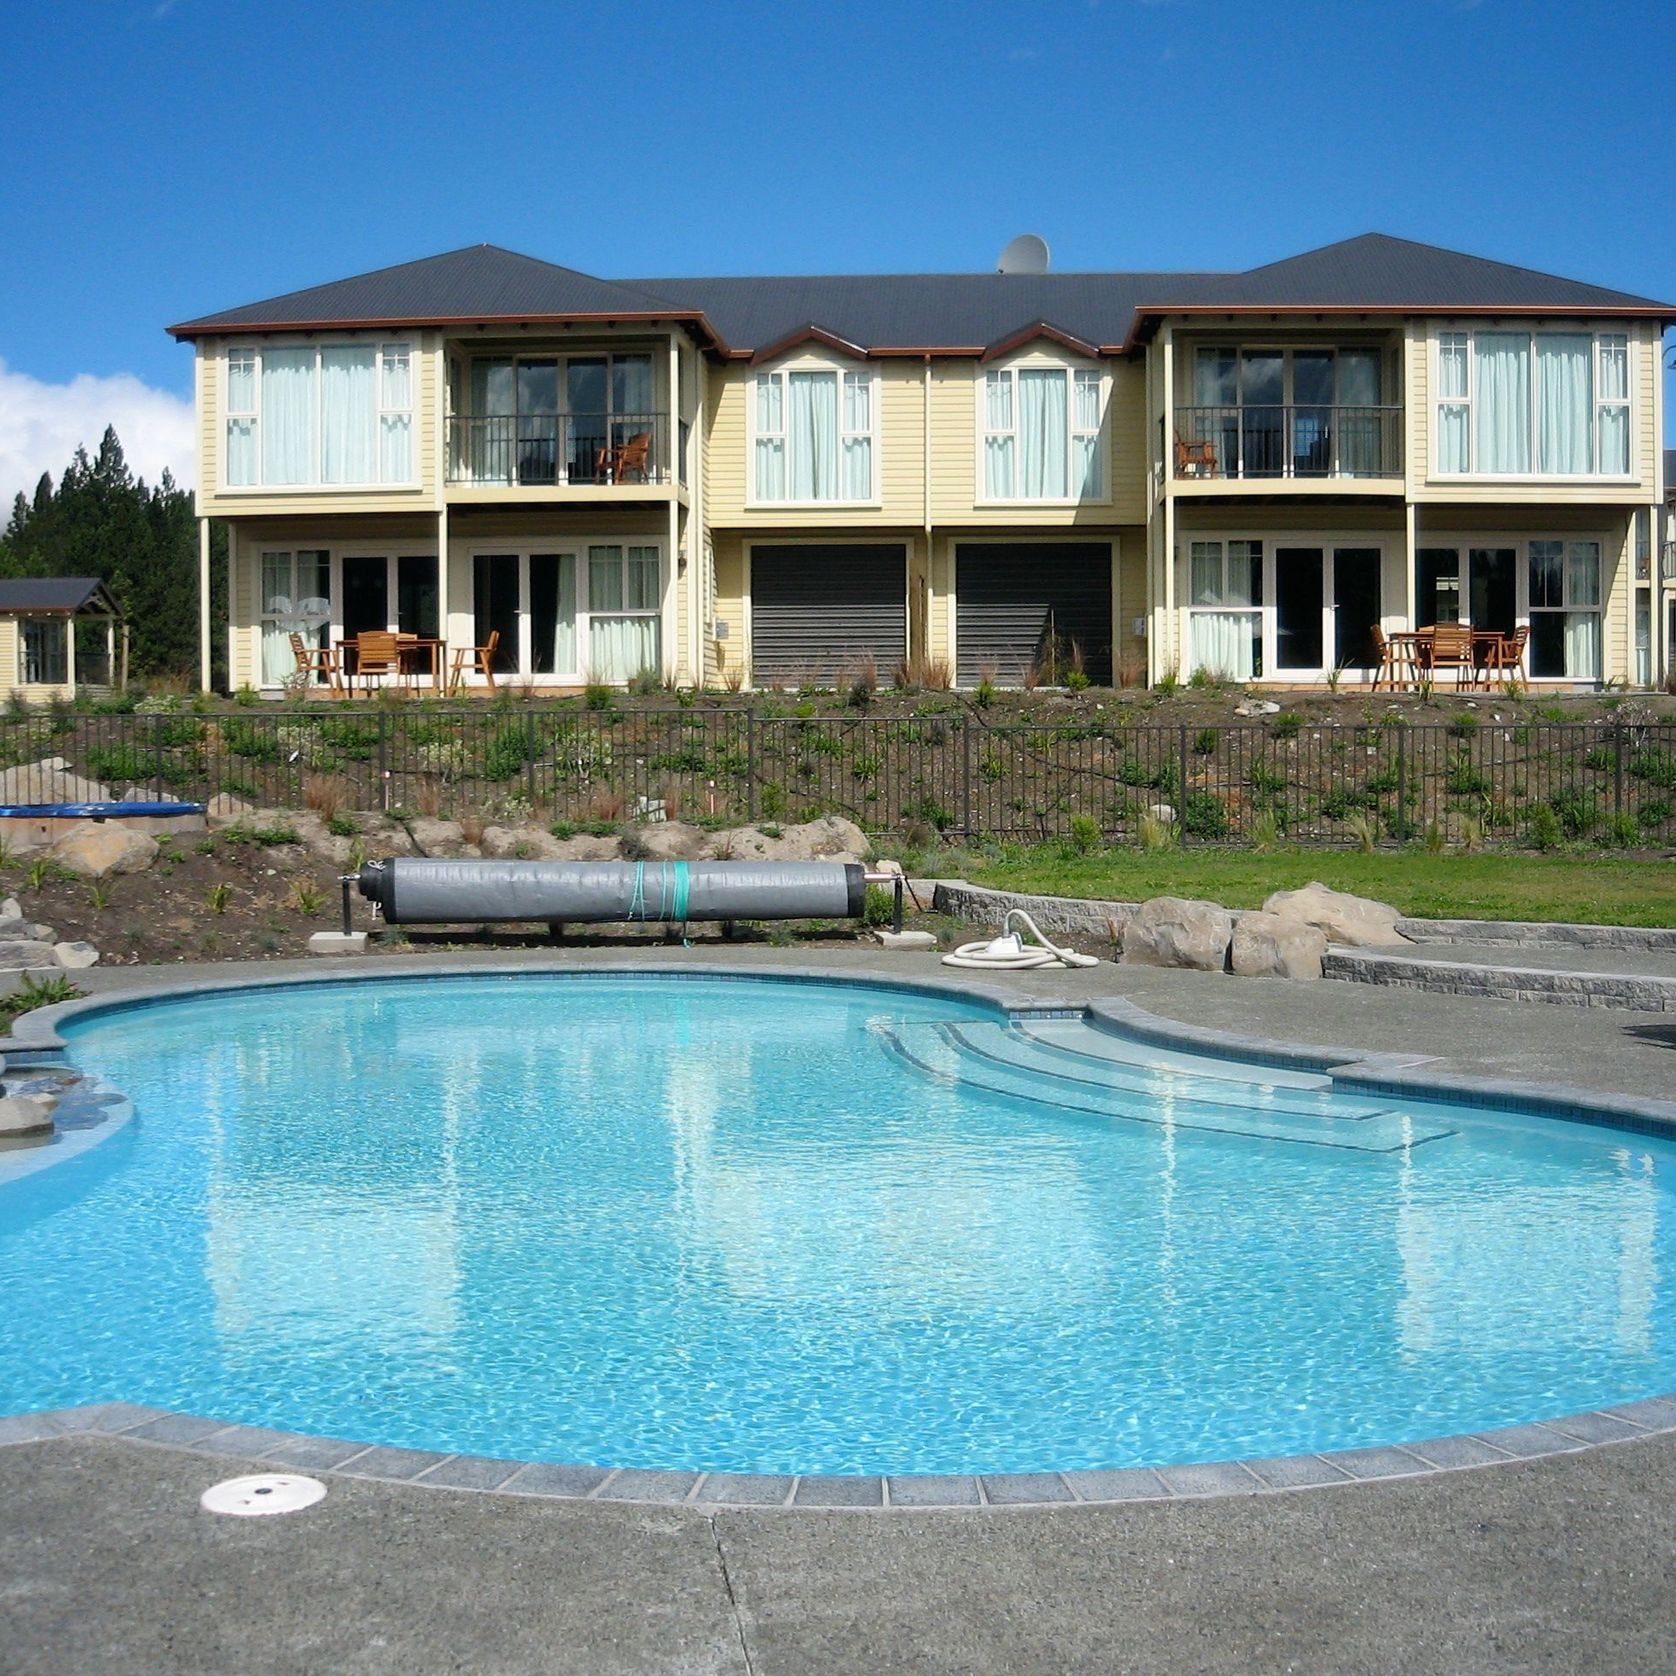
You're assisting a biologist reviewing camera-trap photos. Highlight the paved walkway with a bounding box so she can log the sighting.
[7,946,1676,1671]
[5,1427,1676,1675]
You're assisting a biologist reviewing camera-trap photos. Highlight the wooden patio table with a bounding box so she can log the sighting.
[395,636,447,694]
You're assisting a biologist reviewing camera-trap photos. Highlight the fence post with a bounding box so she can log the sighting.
[1177,725,1190,845]
[961,716,973,837]
[526,710,539,806]
[1613,724,1625,819]
[151,713,166,799]
[745,708,757,824]
[1395,726,1407,840]
[377,711,389,810]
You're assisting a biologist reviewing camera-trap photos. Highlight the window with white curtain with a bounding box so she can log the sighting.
[1186,539,1263,682]
[226,342,415,487]
[1434,330,1631,476]
[18,619,68,686]
[981,365,1104,499]
[752,364,875,501]
[1528,539,1602,681]
[586,544,661,682]
[259,550,331,685]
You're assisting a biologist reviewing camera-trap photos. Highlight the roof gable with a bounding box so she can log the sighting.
[0,578,113,613]
[169,245,693,335]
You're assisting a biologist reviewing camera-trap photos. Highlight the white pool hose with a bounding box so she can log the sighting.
[942,908,1101,970]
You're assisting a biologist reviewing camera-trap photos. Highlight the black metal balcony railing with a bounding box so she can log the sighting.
[1663,541,1676,584]
[1174,405,1403,480]
[447,413,669,487]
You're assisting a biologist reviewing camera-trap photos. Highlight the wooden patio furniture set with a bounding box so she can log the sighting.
[289,629,501,697]
[1371,624,1528,691]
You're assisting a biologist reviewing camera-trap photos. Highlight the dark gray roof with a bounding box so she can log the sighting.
[169,245,691,334]
[170,234,1674,353]
[620,272,1222,353]
[1174,233,1668,314]
[0,578,110,613]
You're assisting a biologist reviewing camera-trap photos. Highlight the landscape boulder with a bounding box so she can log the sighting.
[205,792,255,827]
[0,897,20,922]
[53,941,100,970]
[1121,896,1234,972]
[1262,881,1407,948]
[706,816,872,864]
[544,832,625,862]
[47,822,159,879]
[0,759,110,806]
[0,940,62,971]
[408,818,465,856]
[630,821,710,862]
[0,1093,57,1140]
[1230,912,1327,981]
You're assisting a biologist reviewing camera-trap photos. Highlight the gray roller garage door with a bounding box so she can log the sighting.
[956,543,1113,686]
[750,544,906,685]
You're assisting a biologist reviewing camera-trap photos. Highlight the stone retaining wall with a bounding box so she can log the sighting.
[1325,950,1676,1012]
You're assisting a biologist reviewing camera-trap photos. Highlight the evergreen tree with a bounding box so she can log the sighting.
[0,427,222,682]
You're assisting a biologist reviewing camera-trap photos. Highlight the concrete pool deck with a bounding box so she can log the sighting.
[6,945,1676,1670]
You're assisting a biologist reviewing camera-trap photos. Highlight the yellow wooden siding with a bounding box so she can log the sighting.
[709,532,748,687]
[198,333,443,518]
[1409,321,1659,503]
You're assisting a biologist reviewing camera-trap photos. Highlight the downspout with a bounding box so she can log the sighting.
[922,354,932,664]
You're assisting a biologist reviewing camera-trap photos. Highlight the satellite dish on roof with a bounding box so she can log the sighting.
[997,234,1050,275]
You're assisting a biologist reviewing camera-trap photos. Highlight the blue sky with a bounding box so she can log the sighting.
[0,0,1670,498]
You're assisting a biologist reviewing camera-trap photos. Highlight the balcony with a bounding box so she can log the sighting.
[1173,405,1403,482]
[447,413,675,489]
[1663,542,1676,584]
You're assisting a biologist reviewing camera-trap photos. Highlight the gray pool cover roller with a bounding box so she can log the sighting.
[358,858,866,925]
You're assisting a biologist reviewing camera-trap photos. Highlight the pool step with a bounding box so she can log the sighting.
[883,1022,1455,1154]
[1012,1018,1337,1094]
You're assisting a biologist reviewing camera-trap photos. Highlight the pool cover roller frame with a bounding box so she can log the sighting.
[354,857,878,931]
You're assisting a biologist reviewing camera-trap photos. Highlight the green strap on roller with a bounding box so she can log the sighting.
[628,859,689,927]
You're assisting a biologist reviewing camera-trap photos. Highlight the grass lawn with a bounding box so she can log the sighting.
[960,846,1676,928]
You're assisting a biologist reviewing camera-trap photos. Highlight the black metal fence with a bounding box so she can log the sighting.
[3,706,1674,848]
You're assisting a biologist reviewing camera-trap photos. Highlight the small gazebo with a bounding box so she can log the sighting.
[0,579,126,700]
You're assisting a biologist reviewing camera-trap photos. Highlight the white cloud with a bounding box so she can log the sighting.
[0,360,195,507]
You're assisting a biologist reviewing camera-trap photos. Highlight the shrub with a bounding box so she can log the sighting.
[1629,748,1676,789]
[584,683,614,711]
[1181,790,1229,840]
[862,884,897,928]
[84,743,150,785]
[1444,752,1491,797]
[1137,810,1177,850]
[1067,813,1101,854]
[483,721,534,782]
[1548,785,1599,839]
[1636,798,1671,830]
[1065,670,1092,693]
[1269,712,1304,741]
[1603,812,1641,849]
[973,678,996,710]
[1191,728,1218,757]
[1526,803,1563,850]
[221,718,280,761]
[1446,712,1479,739]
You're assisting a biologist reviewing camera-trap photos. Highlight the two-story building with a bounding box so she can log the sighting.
[168,233,1674,694]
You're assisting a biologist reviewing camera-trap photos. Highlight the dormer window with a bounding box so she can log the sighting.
[981,365,1104,500]
[752,365,875,502]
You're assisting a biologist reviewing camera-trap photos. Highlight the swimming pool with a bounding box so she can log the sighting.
[3,972,1674,1478]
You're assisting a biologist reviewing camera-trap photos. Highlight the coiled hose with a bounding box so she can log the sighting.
[942,908,1101,970]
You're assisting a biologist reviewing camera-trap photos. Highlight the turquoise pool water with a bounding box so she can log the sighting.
[2,973,1673,1476]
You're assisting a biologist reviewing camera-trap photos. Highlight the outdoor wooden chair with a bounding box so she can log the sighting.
[1483,624,1529,683]
[448,628,501,695]
[1424,623,1476,690]
[1370,625,1406,692]
[352,630,406,696]
[1173,431,1218,478]
[594,430,653,484]
[288,631,342,696]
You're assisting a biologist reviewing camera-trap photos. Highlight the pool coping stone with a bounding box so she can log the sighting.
[7,952,1676,1510]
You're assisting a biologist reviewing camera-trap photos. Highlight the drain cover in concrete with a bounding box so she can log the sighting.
[200,1473,326,1516]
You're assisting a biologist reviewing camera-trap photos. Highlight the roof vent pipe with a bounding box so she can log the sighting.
[997,234,1050,275]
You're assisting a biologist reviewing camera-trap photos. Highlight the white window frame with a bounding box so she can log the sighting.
[747,355,878,506]
[460,540,664,686]
[1430,327,1635,480]
[1186,539,1264,681]
[1177,532,1392,683]
[221,337,418,492]
[1527,537,1604,682]
[1417,531,1612,684]
[976,355,1109,505]
[257,548,332,686]
[17,618,69,686]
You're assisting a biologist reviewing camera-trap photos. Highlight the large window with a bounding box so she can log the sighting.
[1188,346,1385,477]
[259,550,331,684]
[1435,330,1630,476]
[18,619,67,686]
[227,343,414,488]
[460,351,654,485]
[753,366,875,501]
[1187,540,1263,681]
[465,545,661,684]
[982,365,1103,499]
[1528,539,1602,680]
